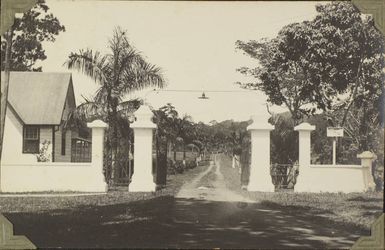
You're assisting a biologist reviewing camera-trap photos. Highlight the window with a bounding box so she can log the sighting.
[61,131,66,155]
[23,126,40,153]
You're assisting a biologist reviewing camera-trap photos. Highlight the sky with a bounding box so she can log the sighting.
[39,0,328,123]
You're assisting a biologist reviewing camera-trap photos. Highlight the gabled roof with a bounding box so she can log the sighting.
[1,72,75,125]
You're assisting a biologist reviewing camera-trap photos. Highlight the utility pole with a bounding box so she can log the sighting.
[0,29,13,161]
[0,28,13,193]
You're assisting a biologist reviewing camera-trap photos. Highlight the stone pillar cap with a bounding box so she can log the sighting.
[87,119,108,128]
[357,151,377,160]
[294,122,315,131]
[131,105,157,129]
[247,122,274,131]
[247,115,274,131]
[135,105,153,116]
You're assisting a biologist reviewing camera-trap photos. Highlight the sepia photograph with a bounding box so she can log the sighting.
[0,0,384,249]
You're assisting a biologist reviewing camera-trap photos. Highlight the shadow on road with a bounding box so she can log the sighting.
[4,195,367,249]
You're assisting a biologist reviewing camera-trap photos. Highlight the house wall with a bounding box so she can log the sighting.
[1,120,108,193]
[1,107,36,164]
[1,108,55,164]
[54,129,73,162]
[52,82,77,162]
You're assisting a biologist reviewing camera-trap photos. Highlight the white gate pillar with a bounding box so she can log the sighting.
[87,120,108,192]
[294,122,315,192]
[357,151,376,191]
[129,105,157,192]
[247,115,274,192]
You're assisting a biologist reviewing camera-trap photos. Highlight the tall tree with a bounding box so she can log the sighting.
[236,2,384,128]
[1,0,65,71]
[65,27,165,184]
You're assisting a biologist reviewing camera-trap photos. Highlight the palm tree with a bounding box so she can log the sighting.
[64,27,165,184]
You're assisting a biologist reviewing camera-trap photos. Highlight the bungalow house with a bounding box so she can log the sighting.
[1,72,90,164]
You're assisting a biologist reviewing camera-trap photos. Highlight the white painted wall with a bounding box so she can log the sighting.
[1,107,36,164]
[1,108,56,163]
[0,163,106,192]
[295,164,365,192]
[294,123,375,193]
[1,119,108,193]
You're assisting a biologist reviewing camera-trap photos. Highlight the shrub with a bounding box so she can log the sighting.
[175,161,185,174]
[167,159,176,175]
[36,140,51,162]
[186,161,197,169]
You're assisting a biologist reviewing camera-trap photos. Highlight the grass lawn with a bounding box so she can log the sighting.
[219,154,384,231]
[0,164,208,214]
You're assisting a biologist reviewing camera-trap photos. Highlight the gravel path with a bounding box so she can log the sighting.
[177,158,253,203]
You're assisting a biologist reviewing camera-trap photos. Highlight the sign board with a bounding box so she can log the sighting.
[327,127,344,137]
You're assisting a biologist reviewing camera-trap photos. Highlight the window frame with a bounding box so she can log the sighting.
[22,125,40,154]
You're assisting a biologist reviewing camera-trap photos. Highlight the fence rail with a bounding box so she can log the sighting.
[71,138,92,162]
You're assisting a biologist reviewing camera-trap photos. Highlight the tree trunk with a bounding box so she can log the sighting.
[156,135,167,186]
[0,30,13,162]
[173,143,177,162]
[183,144,186,161]
[109,103,119,185]
[341,58,364,126]
[359,104,369,151]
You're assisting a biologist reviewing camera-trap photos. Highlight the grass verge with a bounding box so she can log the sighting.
[218,154,383,230]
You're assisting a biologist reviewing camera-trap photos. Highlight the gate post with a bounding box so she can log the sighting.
[87,120,108,192]
[129,105,157,192]
[357,151,376,191]
[294,122,315,192]
[247,115,275,192]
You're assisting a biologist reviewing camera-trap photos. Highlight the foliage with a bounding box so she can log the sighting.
[65,27,165,184]
[198,119,250,154]
[269,112,298,164]
[153,104,196,159]
[1,0,65,71]
[36,140,51,162]
[236,2,384,127]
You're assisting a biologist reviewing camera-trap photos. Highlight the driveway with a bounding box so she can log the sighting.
[4,158,366,249]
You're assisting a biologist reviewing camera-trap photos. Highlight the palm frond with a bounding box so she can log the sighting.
[64,49,110,85]
[117,98,143,122]
[94,86,109,104]
[64,102,107,129]
[118,54,165,94]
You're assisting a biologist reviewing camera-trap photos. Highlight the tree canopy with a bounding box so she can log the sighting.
[1,0,65,71]
[236,2,384,126]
